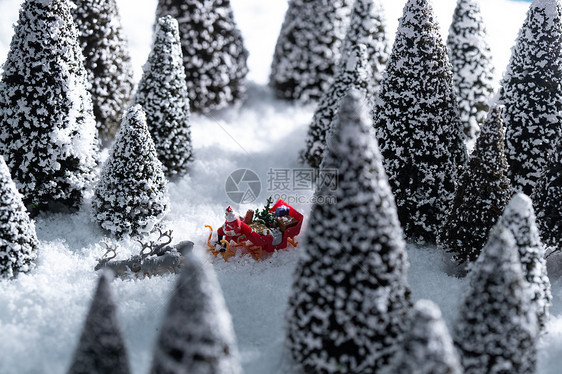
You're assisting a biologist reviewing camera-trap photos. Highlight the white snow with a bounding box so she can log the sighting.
[0,0,560,374]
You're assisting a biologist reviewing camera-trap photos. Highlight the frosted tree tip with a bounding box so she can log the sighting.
[505,193,533,217]
[157,15,178,31]
[413,299,442,321]
[344,44,367,72]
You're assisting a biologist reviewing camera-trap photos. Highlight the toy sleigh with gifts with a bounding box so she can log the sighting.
[205,198,303,261]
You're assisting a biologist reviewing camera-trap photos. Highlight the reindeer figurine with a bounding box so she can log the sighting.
[95,228,194,278]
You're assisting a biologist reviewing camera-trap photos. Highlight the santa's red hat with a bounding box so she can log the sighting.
[226,206,234,213]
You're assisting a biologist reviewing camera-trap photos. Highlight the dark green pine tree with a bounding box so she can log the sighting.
[532,136,562,254]
[454,225,538,374]
[68,271,130,374]
[498,0,562,195]
[439,105,513,264]
[300,44,372,169]
[372,0,468,243]
[155,0,249,113]
[0,157,39,279]
[134,16,193,178]
[269,0,353,103]
[382,300,462,374]
[447,0,495,145]
[341,0,389,101]
[0,0,99,215]
[92,105,169,237]
[286,89,411,374]
[71,0,135,144]
[150,251,241,374]
[502,193,552,333]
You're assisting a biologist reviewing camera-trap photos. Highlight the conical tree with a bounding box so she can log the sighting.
[382,300,462,374]
[372,0,468,243]
[300,44,372,169]
[0,157,39,279]
[68,271,130,374]
[71,0,135,144]
[134,16,193,178]
[150,251,241,374]
[341,0,389,100]
[447,0,495,144]
[269,0,353,103]
[500,193,552,333]
[286,89,411,374]
[155,0,248,113]
[532,137,562,253]
[454,225,537,374]
[92,105,169,237]
[0,0,99,215]
[439,105,513,264]
[498,0,562,195]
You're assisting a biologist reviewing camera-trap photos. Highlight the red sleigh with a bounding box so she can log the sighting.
[206,199,303,261]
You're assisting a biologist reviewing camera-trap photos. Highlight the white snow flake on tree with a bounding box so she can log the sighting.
[0,0,99,215]
[454,225,538,374]
[372,0,468,243]
[382,300,462,374]
[134,16,193,178]
[0,156,39,279]
[498,0,562,195]
[499,192,552,333]
[150,251,242,374]
[92,105,169,237]
[269,0,353,103]
[71,0,135,144]
[286,89,411,374]
[67,271,131,374]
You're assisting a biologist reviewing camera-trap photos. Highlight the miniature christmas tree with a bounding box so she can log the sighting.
[134,16,193,178]
[71,0,135,143]
[498,0,562,195]
[499,193,552,333]
[92,105,169,237]
[269,0,353,103]
[532,137,562,254]
[372,0,468,243]
[382,300,462,374]
[300,44,372,169]
[447,0,495,144]
[0,0,99,215]
[286,89,411,373]
[341,0,389,100]
[68,271,130,374]
[154,0,248,113]
[0,157,39,279]
[439,105,513,264]
[150,251,241,374]
[454,225,537,374]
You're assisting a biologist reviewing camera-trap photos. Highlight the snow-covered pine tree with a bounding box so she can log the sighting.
[454,225,537,374]
[134,16,193,178]
[447,0,495,145]
[150,251,241,374]
[300,44,372,169]
[68,271,130,374]
[498,0,562,195]
[154,0,248,113]
[0,0,99,215]
[341,0,389,100]
[382,300,462,374]
[92,105,169,237]
[372,0,468,243]
[499,193,552,333]
[286,89,411,374]
[0,157,39,279]
[439,105,513,264]
[532,136,562,254]
[269,0,353,103]
[71,0,134,143]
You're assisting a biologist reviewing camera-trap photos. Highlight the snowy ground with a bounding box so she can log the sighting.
[0,0,561,373]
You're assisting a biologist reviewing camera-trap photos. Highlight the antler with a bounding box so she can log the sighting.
[99,239,117,262]
[156,227,173,247]
[136,238,155,259]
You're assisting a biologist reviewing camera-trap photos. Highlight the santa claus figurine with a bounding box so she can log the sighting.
[217,206,243,248]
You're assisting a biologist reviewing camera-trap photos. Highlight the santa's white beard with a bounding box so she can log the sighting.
[225,212,237,222]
